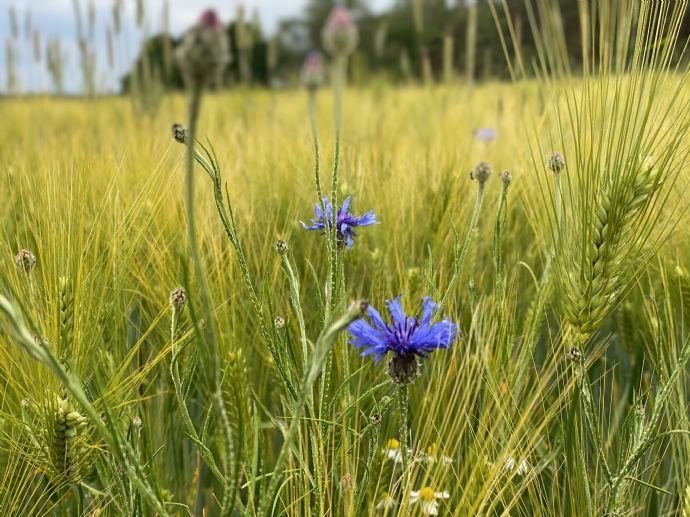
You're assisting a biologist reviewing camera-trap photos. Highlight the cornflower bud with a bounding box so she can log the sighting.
[171,123,187,144]
[275,239,289,255]
[470,162,491,185]
[169,287,187,311]
[548,152,566,174]
[274,316,286,330]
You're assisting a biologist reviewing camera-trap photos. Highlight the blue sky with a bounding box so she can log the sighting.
[1,0,393,94]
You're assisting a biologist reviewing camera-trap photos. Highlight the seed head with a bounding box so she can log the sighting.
[175,9,230,88]
[274,316,285,330]
[387,353,422,386]
[21,398,30,410]
[132,415,143,431]
[548,152,566,173]
[171,123,187,144]
[470,162,491,185]
[15,249,37,273]
[301,50,325,92]
[322,7,358,57]
[275,239,289,255]
[169,287,187,311]
[567,347,582,362]
[501,170,512,185]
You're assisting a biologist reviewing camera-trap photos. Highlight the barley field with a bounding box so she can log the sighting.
[2,2,690,516]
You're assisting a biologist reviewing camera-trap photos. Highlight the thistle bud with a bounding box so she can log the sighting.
[470,162,491,185]
[501,170,512,185]
[322,7,358,57]
[548,152,566,174]
[275,239,289,255]
[387,353,421,386]
[15,249,37,273]
[175,9,230,88]
[169,287,187,311]
[301,50,325,92]
[274,316,285,330]
[171,123,187,144]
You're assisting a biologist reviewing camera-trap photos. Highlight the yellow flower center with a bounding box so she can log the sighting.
[387,438,400,450]
[419,487,435,502]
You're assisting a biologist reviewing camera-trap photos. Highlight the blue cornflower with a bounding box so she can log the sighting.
[474,127,497,143]
[301,196,377,249]
[347,295,458,384]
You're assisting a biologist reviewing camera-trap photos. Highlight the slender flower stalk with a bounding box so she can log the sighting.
[175,10,236,512]
[439,162,490,311]
[261,301,367,516]
[303,52,325,204]
[320,5,358,318]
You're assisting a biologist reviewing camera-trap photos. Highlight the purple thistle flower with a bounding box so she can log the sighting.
[301,196,377,249]
[347,295,458,365]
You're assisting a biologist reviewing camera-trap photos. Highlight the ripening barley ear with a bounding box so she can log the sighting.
[223,350,252,479]
[40,393,93,486]
[560,156,665,345]
[58,276,74,360]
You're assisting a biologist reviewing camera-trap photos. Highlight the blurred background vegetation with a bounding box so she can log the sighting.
[124,0,690,91]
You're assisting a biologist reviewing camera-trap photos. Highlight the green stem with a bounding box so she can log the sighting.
[184,85,237,514]
[308,90,323,202]
[607,335,690,512]
[260,303,366,516]
[576,357,613,484]
[398,385,410,489]
[440,183,485,311]
[328,55,345,320]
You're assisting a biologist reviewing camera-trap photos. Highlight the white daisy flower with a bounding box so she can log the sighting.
[409,486,450,515]
[504,455,530,476]
[425,443,453,465]
[385,438,403,464]
[516,458,530,476]
[375,492,396,512]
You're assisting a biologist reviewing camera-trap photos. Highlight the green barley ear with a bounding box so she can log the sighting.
[224,349,250,476]
[46,393,92,485]
[58,276,74,360]
[561,156,666,344]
